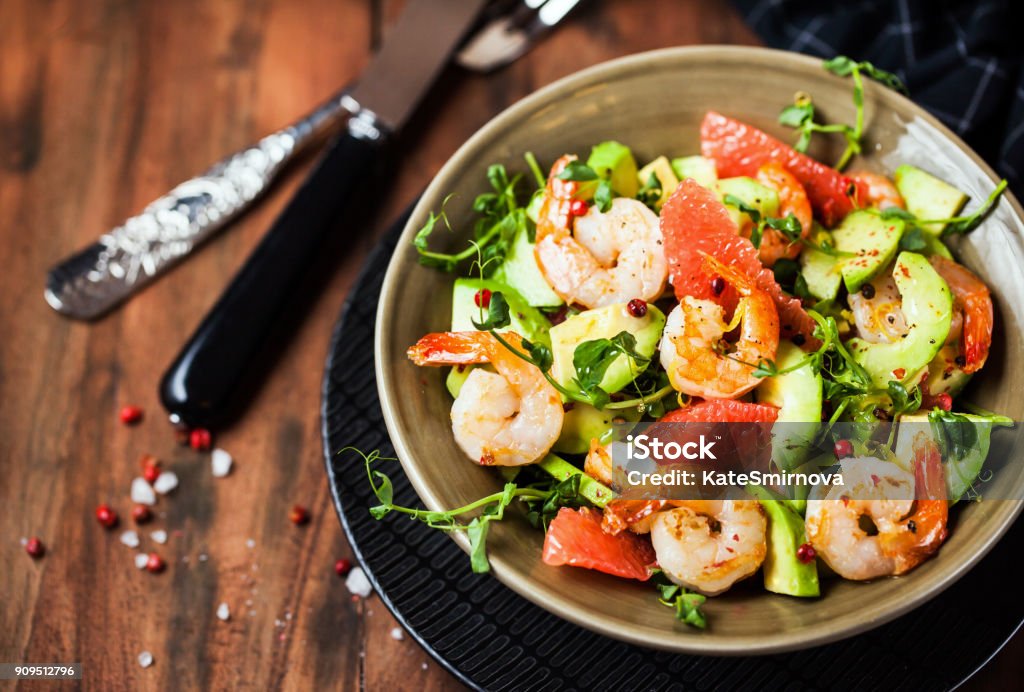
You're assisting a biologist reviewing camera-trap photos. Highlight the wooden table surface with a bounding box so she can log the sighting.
[0,0,1019,689]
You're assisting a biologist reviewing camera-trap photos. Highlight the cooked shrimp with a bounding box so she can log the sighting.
[408,332,563,466]
[603,499,667,535]
[754,162,813,266]
[929,256,993,373]
[805,435,948,580]
[585,439,615,487]
[535,155,668,308]
[660,254,779,399]
[650,500,767,596]
[847,269,910,344]
[849,171,905,210]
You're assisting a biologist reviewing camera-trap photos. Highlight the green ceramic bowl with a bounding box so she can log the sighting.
[375,46,1024,654]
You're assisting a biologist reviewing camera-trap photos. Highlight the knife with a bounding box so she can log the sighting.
[158,0,488,429]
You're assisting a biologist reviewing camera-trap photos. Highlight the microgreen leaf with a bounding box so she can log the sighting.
[781,57,905,170]
[521,337,553,373]
[556,161,599,182]
[349,447,559,574]
[723,194,761,224]
[466,517,490,573]
[823,56,907,94]
[413,163,532,273]
[594,179,614,213]
[867,180,1007,241]
[939,180,1008,236]
[887,379,921,417]
[637,171,663,211]
[772,258,800,286]
[898,226,928,251]
[928,409,979,461]
[524,475,584,529]
[879,207,917,222]
[656,581,680,602]
[572,331,650,407]
[765,213,803,237]
[749,223,763,249]
[471,291,511,331]
[778,102,815,128]
[822,55,857,77]
[793,272,812,300]
[752,359,781,378]
[651,570,708,629]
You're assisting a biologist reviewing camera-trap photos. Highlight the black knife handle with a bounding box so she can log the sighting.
[159,120,387,428]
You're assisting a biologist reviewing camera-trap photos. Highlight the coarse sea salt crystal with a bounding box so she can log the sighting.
[245,538,255,549]
[119,531,140,548]
[151,530,168,545]
[135,553,149,569]
[345,566,373,598]
[216,603,230,621]
[153,471,178,495]
[138,651,153,668]
[390,627,404,641]
[131,477,156,505]
[211,448,233,477]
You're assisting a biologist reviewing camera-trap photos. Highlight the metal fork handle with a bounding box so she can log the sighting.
[44,89,351,320]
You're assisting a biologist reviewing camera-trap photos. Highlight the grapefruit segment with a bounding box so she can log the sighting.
[659,399,780,423]
[543,507,656,580]
[700,111,862,228]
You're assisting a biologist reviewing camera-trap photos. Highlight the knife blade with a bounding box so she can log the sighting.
[349,0,489,133]
[158,0,487,428]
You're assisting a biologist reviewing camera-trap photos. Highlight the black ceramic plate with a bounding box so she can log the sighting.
[321,211,1024,691]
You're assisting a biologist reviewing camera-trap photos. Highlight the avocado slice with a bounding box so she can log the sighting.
[832,210,904,292]
[553,403,641,455]
[756,342,823,470]
[445,365,474,398]
[894,165,969,236]
[450,278,552,344]
[747,485,820,597]
[847,252,952,388]
[671,155,718,188]
[637,156,680,209]
[493,226,564,308]
[716,176,781,227]
[799,225,843,301]
[586,141,639,198]
[923,343,972,398]
[537,454,615,507]
[550,302,665,399]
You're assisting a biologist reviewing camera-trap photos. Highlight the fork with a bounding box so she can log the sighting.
[44,0,584,320]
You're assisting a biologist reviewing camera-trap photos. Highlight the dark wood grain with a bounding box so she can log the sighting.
[0,0,1018,689]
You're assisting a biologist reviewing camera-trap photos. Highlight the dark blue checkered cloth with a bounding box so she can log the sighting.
[733,0,1024,197]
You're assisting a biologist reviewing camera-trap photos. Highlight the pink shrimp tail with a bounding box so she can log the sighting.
[407,332,492,367]
[961,296,993,373]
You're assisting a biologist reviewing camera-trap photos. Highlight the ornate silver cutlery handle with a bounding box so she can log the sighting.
[44,91,351,320]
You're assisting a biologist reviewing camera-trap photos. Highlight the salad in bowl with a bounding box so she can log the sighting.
[360,50,1020,647]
